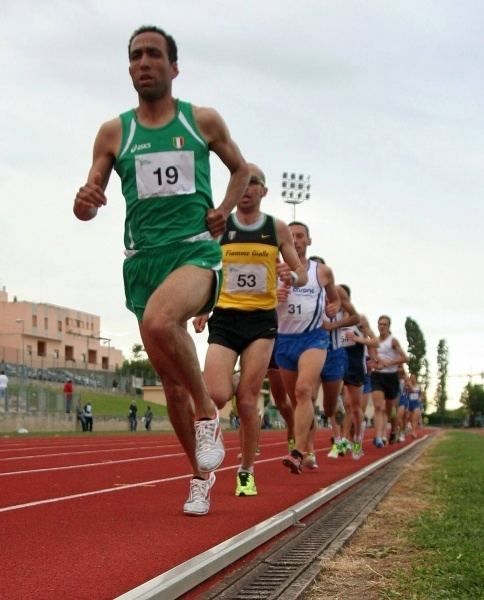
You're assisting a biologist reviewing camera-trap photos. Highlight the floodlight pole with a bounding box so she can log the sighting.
[281,172,311,221]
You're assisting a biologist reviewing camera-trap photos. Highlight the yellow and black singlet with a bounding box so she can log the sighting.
[217,213,279,311]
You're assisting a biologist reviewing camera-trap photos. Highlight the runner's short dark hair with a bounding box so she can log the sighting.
[288,221,310,237]
[309,256,325,264]
[128,26,178,62]
[340,284,351,297]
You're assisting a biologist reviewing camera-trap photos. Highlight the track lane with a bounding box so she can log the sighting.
[0,429,431,600]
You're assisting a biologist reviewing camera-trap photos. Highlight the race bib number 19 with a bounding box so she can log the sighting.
[135,150,195,198]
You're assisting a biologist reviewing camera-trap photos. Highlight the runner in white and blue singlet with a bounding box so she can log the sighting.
[276,222,340,474]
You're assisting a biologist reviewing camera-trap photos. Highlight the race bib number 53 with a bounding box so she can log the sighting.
[135,150,195,198]
[225,264,267,293]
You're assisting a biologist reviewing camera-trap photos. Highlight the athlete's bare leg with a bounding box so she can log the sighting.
[268,368,294,440]
[410,408,421,438]
[344,384,363,441]
[162,376,207,478]
[322,379,343,441]
[386,398,397,442]
[280,349,327,455]
[140,265,217,419]
[236,339,274,471]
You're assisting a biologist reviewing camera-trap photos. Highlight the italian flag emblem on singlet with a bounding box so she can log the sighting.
[173,136,185,149]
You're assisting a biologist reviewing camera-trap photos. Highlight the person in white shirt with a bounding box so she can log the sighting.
[370,315,408,447]
[0,370,8,403]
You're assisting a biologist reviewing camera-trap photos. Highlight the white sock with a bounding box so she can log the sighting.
[238,465,254,475]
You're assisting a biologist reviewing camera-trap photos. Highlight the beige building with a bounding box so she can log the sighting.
[0,287,124,373]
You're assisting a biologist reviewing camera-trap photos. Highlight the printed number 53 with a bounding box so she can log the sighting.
[237,274,256,288]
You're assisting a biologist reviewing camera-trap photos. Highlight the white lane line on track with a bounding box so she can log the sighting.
[0,453,186,476]
[0,436,161,452]
[0,442,289,476]
[0,441,169,453]
[0,440,278,463]
[0,444,185,462]
[0,474,192,514]
[0,456,287,514]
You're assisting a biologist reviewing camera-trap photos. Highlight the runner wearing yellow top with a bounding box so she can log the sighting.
[194,163,306,497]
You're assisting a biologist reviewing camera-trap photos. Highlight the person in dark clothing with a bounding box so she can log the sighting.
[128,401,138,431]
[144,406,153,431]
[76,398,87,431]
[83,402,93,431]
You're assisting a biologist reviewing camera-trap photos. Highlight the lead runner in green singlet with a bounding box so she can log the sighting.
[74,25,249,516]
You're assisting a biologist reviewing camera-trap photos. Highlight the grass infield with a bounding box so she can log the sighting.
[388,431,484,599]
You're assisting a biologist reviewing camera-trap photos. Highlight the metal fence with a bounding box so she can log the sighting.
[0,388,82,414]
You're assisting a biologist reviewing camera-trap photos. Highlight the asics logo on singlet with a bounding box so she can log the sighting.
[130,142,151,153]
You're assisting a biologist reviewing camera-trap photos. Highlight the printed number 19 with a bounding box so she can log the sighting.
[153,166,179,186]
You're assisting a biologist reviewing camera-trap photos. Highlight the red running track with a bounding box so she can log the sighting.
[0,429,429,599]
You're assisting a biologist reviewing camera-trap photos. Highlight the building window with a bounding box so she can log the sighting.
[26,345,32,356]
[88,349,97,365]
[54,349,60,359]
[37,341,46,357]
[65,346,74,361]
[44,317,48,330]
[58,320,62,332]
[32,315,37,327]
[102,356,109,370]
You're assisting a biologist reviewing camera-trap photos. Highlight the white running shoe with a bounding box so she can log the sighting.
[303,452,319,470]
[195,410,225,472]
[183,472,216,516]
[328,443,339,459]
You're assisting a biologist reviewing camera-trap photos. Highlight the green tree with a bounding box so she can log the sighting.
[460,382,484,425]
[119,344,158,386]
[131,344,145,360]
[435,339,449,415]
[405,316,426,377]
[420,357,431,412]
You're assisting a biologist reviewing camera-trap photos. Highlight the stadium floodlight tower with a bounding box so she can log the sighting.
[281,172,311,221]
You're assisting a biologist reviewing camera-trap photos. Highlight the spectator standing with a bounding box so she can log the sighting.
[0,370,8,408]
[128,400,138,431]
[76,398,87,431]
[144,406,153,431]
[83,402,93,432]
[63,379,74,413]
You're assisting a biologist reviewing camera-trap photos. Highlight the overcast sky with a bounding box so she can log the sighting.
[1,0,483,409]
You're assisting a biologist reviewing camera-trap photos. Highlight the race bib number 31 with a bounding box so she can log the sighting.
[135,150,196,198]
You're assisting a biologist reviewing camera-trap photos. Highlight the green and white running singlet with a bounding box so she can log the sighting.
[115,100,222,320]
[115,99,214,251]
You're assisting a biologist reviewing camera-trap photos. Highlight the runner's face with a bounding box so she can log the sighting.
[129,32,178,100]
[238,169,266,211]
[290,225,310,258]
[378,319,390,335]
